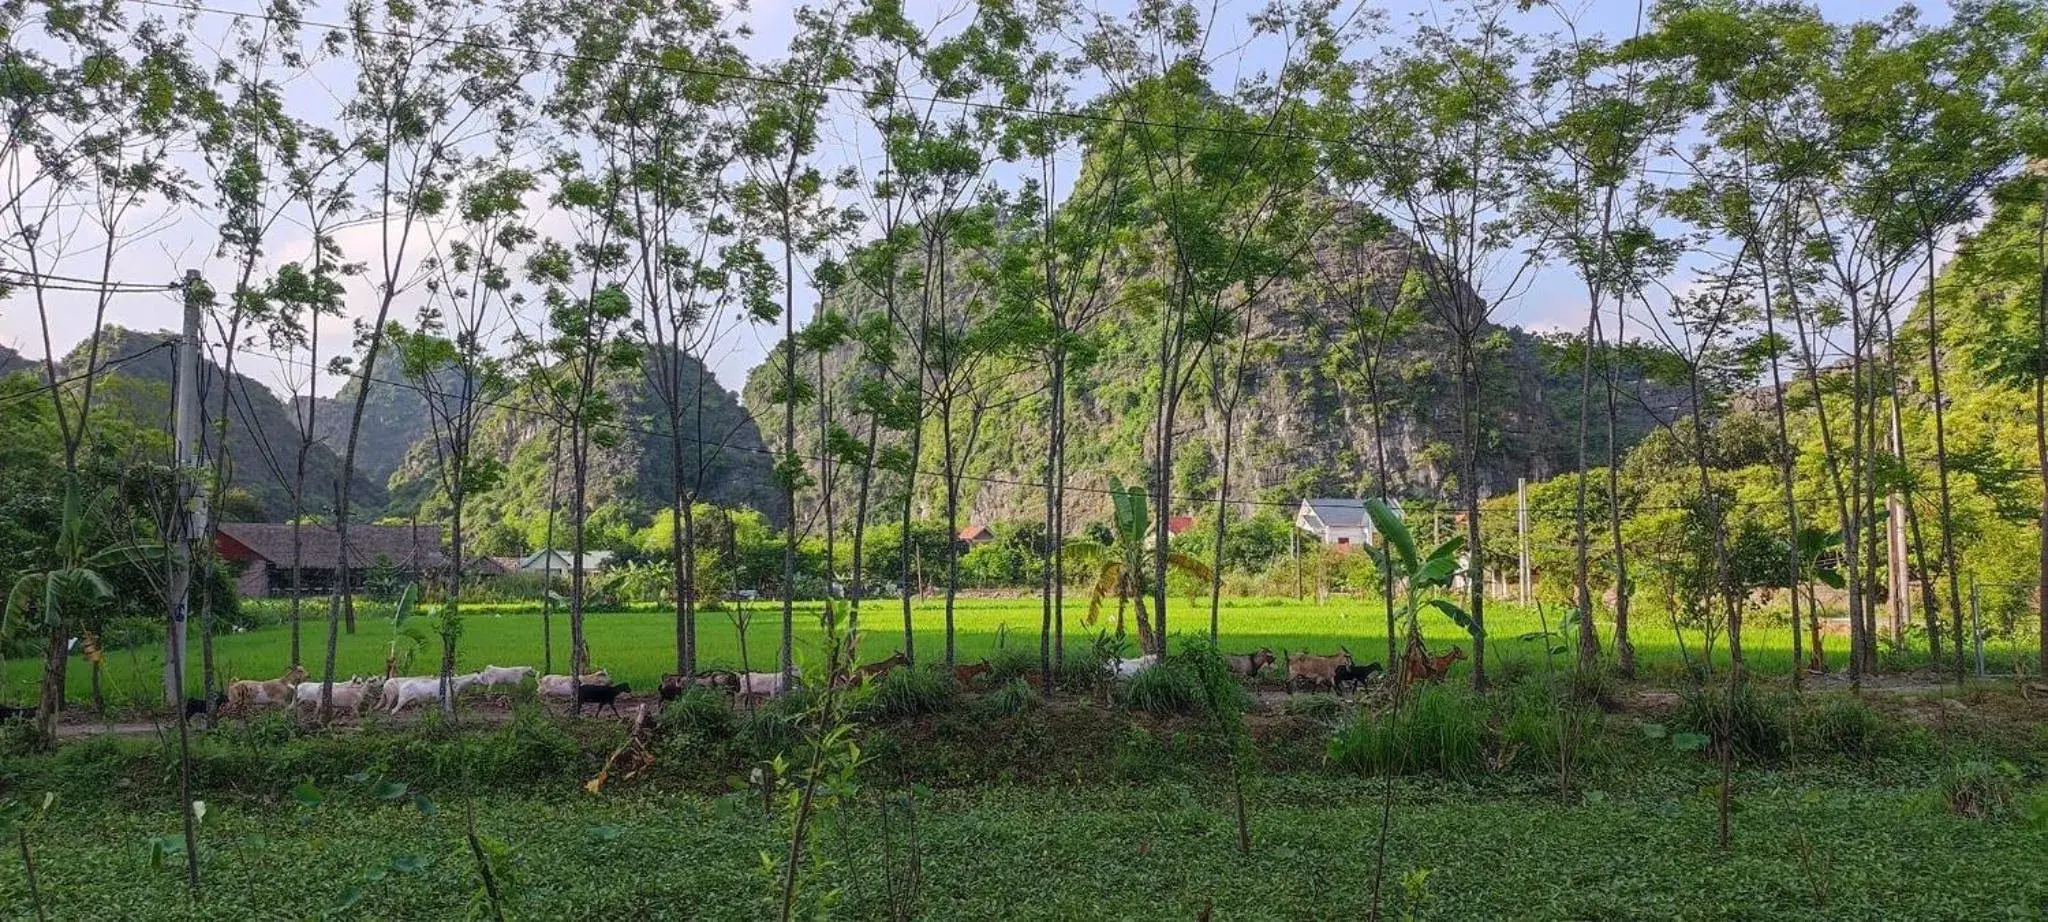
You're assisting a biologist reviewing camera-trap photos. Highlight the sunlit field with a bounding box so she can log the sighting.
[7,595,2005,705]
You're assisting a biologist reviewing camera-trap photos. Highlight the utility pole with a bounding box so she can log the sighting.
[1886,410,1910,644]
[1517,477,1530,607]
[164,269,206,705]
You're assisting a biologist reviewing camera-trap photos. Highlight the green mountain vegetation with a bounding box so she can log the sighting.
[56,328,381,521]
[383,344,786,553]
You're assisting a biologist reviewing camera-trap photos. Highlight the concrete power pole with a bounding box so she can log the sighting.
[1886,407,1910,644]
[164,269,206,706]
[1517,477,1530,606]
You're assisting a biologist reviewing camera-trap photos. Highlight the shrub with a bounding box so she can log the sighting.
[1120,661,1203,716]
[1797,696,1886,758]
[866,667,954,720]
[1674,683,1789,762]
[736,689,814,757]
[1327,685,1485,777]
[1282,693,1344,723]
[987,645,1039,683]
[659,688,735,740]
[1937,760,2021,819]
[977,678,1041,718]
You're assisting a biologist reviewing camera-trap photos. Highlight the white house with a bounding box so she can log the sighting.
[1293,498,1401,549]
[518,548,615,575]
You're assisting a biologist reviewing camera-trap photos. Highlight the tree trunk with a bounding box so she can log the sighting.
[1757,250,1804,687]
[1923,236,1965,682]
[1459,338,1486,689]
[2034,189,2048,677]
[1571,297,1601,673]
[780,213,798,681]
[1604,310,1634,677]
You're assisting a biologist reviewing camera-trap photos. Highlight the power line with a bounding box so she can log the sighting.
[230,340,1904,519]
[117,0,2019,197]
[0,341,179,408]
[0,268,184,295]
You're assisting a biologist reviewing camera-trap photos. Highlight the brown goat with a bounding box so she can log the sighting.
[1285,648,1352,691]
[225,664,308,713]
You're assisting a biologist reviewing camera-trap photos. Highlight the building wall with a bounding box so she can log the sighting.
[236,560,270,599]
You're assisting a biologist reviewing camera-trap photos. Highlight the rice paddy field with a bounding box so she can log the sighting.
[5,595,2015,705]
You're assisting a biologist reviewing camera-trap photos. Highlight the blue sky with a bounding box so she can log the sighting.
[0,0,1958,399]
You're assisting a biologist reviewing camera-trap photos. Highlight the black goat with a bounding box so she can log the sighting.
[184,692,226,719]
[573,682,632,717]
[0,704,32,722]
[1334,662,1384,693]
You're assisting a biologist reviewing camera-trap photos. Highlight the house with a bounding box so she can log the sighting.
[518,549,615,574]
[957,524,996,545]
[1146,514,1197,542]
[1293,498,1400,550]
[216,523,448,598]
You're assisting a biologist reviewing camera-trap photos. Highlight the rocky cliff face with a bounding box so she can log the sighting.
[58,328,382,520]
[744,212,1685,530]
[382,344,786,545]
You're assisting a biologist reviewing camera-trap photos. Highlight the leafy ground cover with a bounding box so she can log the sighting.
[9,597,2010,705]
[3,778,2042,920]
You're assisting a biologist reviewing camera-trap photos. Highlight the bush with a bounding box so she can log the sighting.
[1120,661,1203,716]
[987,645,1039,682]
[1282,693,1344,723]
[736,690,813,757]
[659,688,735,740]
[977,678,1041,718]
[1797,696,1886,758]
[1327,685,1485,777]
[865,667,954,720]
[1674,683,1789,762]
[1937,760,2021,819]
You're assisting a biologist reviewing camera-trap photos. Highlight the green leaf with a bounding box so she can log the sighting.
[588,824,624,842]
[1364,499,1417,575]
[344,771,371,784]
[390,854,431,874]
[412,793,436,816]
[292,781,323,807]
[1425,598,1474,632]
[331,885,364,913]
[373,781,409,801]
[1640,722,1668,740]
[1672,732,1711,752]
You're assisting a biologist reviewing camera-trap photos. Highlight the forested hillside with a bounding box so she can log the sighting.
[383,344,786,551]
[744,210,1688,529]
[56,328,380,520]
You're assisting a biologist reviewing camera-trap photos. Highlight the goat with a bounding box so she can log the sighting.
[1112,654,1159,679]
[854,652,909,683]
[1223,648,1276,679]
[1333,662,1384,693]
[536,671,610,699]
[952,660,992,687]
[1401,643,1465,684]
[735,671,793,697]
[183,692,225,719]
[292,677,382,717]
[225,665,309,713]
[0,705,30,722]
[474,665,536,693]
[573,682,632,717]
[659,670,740,701]
[385,673,482,714]
[1284,648,1353,692]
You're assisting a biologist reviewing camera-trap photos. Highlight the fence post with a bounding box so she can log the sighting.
[1970,575,1984,679]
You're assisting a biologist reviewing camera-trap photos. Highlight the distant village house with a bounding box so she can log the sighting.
[518,549,615,574]
[1293,498,1399,549]
[216,523,448,598]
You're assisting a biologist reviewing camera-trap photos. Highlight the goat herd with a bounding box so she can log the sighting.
[199,642,1472,722]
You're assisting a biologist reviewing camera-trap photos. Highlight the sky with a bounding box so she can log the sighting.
[0,0,1957,403]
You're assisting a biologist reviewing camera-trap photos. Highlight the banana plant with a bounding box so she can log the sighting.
[1063,477,1210,656]
[382,584,426,680]
[1361,497,1472,650]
